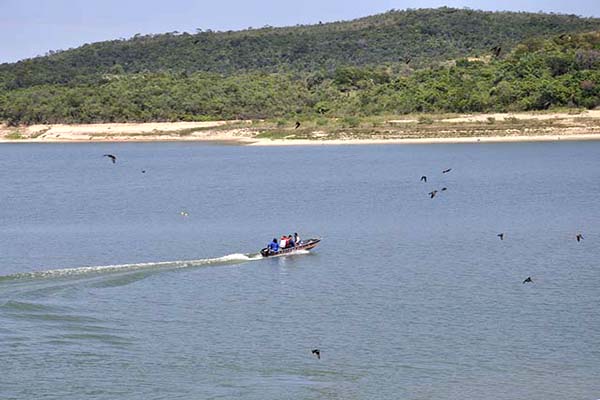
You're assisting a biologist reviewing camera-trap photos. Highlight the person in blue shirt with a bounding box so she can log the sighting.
[268,238,279,254]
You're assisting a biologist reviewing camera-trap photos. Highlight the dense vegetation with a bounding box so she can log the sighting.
[2,7,600,90]
[1,9,599,125]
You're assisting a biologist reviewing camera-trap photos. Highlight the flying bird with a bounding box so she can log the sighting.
[428,190,438,199]
[295,121,301,129]
[491,46,502,58]
[141,170,146,174]
[420,176,427,182]
[311,349,320,359]
[405,57,412,65]
[441,187,447,191]
[103,154,116,164]
[442,168,452,174]
[523,277,533,284]
[576,234,583,242]
[497,233,504,240]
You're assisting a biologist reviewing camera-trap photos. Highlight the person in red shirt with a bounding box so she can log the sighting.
[280,235,288,249]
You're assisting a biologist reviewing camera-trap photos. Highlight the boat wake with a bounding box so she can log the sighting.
[0,253,263,283]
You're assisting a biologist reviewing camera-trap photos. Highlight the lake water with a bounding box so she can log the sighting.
[1,142,599,400]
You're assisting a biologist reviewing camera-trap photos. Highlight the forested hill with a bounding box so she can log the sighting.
[2,7,600,89]
[2,31,599,125]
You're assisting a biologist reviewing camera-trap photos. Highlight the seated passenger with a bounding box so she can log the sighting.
[287,234,295,247]
[294,232,301,246]
[280,235,288,249]
[268,238,279,253]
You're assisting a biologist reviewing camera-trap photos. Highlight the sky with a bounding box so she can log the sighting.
[1,0,599,63]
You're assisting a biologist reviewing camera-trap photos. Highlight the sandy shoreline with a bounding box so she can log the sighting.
[3,133,600,146]
[2,111,600,146]
[246,133,600,146]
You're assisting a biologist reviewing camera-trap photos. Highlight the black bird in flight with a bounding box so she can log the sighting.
[429,190,438,199]
[576,233,584,242]
[491,46,502,58]
[497,233,504,240]
[442,168,452,174]
[141,170,146,174]
[295,121,301,129]
[441,187,447,191]
[523,277,533,284]
[405,57,412,65]
[103,154,116,163]
[311,349,320,359]
[420,176,427,182]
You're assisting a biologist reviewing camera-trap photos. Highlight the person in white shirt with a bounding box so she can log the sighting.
[280,235,288,249]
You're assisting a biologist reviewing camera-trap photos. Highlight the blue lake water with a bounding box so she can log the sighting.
[1,142,599,399]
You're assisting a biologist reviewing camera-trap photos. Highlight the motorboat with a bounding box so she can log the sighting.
[260,238,321,258]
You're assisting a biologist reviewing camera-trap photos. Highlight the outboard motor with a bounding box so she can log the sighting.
[260,248,270,257]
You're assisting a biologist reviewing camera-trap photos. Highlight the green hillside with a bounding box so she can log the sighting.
[2,30,599,125]
[2,7,600,89]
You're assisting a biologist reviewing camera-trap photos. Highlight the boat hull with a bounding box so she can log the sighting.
[260,238,320,258]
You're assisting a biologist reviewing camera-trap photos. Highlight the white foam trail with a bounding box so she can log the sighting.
[0,253,262,281]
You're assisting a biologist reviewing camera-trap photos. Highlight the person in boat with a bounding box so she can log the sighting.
[287,234,295,248]
[268,238,279,254]
[280,235,288,249]
[294,232,300,246]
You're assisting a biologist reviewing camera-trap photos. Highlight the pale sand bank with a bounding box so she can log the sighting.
[439,109,600,123]
[389,110,600,124]
[2,110,600,145]
[30,121,230,135]
[248,133,600,146]
[0,120,256,143]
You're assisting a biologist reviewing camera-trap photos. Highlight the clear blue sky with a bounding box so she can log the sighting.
[1,0,599,63]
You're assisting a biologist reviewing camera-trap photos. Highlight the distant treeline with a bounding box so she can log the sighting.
[1,32,599,125]
[2,7,600,90]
